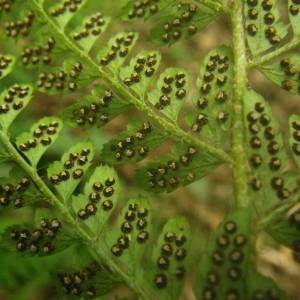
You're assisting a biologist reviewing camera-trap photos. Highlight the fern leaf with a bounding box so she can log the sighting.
[61,85,131,129]
[150,1,218,45]
[120,50,161,98]
[122,0,218,45]
[97,31,139,74]
[0,168,39,209]
[0,146,9,163]
[266,205,300,255]
[259,55,300,94]
[0,84,33,130]
[1,219,71,257]
[243,89,298,213]
[136,143,222,193]
[148,68,188,121]
[71,12,111,53]
[185,46,233,146]
[47,0,87,28]
[121,0,170,21]
[288,0,300,36]
[101,119,167,165]
[289,114,300,167]
[20,36,58,68]
[0,54,15,80]
[57,259,117,298]
[47,141,94,202]
[244,0,288,56]
[103,197,152,275]
[197,209,288,299]
[149,216,190,299]
[16,116,63,167]
[36,60,93,95]
[71,165,120,236]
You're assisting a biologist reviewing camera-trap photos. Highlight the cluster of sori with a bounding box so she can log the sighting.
[99,32,136,66]
[127,0,159,19]
[110,121,152,161]
[123,52,158,86]
[0,177,30,208]
[0,54,12,78]
[4,10,34,37]
[37,62,83,91]
[73,12,106,40]
[154,72,187,110]
[279,58,300,93]
[289,209,300,252]
[77,177,115,219]
[192,53,230,133]
[289,0,300,16]
[246,102,292,199]
[111,203,149,256]
[50,148,91,185]
[154,231,187,289]
[0,84,29,114]
[0,0,13,12]
[59,261,101,298]
[202,221,257,300]
[246,0,282,45]
[10,218,61,254]
[50,0,82,17]
[161,3,198,43]
[291,119,300,156]
[19,120,60,152]
[21,37,55,66]
[73,90,113,126]
[146,146,197,189]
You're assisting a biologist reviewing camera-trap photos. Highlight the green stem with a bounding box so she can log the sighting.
[249,37,300,69]
[30,0,232,165]
[230,1,249,208]
[0,131,151,300]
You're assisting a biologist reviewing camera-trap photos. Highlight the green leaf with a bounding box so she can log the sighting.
[97,31,139,74]
[47,0,87,28]
[0,84,33,130]
[0,168,40,210]
[243,89,297,214]
[289,114,300,166]
[136,142,222,193]
[244,0,287,56]
[1,220,71,257]
[101,119,167,165]
[61,85,131,129]
[185,46,233,146]
[36,60,94,95]
[103,197,152,276]
[197,209,288,299]
[267,207,300,254]
[71,165,120,236]
[149,217,191,300]
[149,2,218,45]
[0,54,15,80]
[0,146,9,163]
[16,116,63,167]
[121,0,171,21]
[287,0,300,36]
[120,50,161,98]
[148,68,188,121]
[259,55,300,94]
[71,12,111,53]
[47,141,94,202]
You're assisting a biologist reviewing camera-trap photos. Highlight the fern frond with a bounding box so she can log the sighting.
[197,209,289,299]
